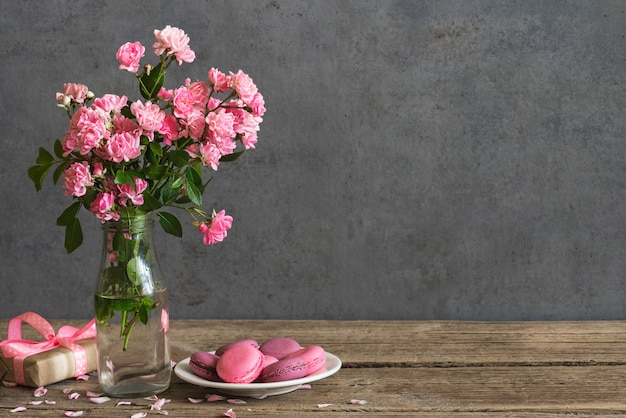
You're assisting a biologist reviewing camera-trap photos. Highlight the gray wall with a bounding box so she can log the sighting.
[1,1,624,321]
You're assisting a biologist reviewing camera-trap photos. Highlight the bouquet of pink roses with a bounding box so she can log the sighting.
[29,25,265,252]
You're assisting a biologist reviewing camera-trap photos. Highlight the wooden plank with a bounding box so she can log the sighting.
[2,367,626,416]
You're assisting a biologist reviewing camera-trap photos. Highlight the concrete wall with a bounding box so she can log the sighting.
[1,0,624,320]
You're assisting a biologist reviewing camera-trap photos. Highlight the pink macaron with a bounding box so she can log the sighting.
[285,345,326,376]
[189,351,221,382]
[215,339,259,357]
[216,344,264,384]
[259,337,302,359]
[259,356,308,382]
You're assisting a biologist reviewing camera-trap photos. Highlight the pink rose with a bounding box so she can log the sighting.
[228,70,258,105]
[249,92,266,117]
[159,114,180,146]
[90,192,120,222]
[208,68,229,93]
[94,94,128,113]
[130,100,165,140]
[205,109,236,152]
[102,131,141,163]
[172,86,196,119]
[117,177,148,206]
[180,110,205,140]
[152,25,195,65]
[186,80,210,108]
[72,107,110,155]
[63,161,93,197]
[199,142,222,171]
[56,83,90,105]
[116,41,145,73]
[200,210,233,245]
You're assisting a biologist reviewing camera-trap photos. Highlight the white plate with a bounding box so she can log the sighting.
[174,351,342,398]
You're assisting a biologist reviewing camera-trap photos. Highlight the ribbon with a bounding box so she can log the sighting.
[0,312,96,385]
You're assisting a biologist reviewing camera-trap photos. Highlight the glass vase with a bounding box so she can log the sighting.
[94,213,171,397]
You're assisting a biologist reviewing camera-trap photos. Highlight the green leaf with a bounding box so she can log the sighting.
[64,217,83,253]
[53,139,65,159]
[126,257,139,286]
[149,142,163,158]
[185,165,202,188]
[52,160,69,185]
[161,177,181,203]
[114,170,132,186]
[146,164,167,180]
[138,62,165,100]
[139,305,149,324]
[36,147,54,164]
[186,180,202,207]
[157,211,183,237]
[57,202,82,226]
[220,150,245,162]
[27,165,47,191]
[167,149,190,167]
[140,191,162,211]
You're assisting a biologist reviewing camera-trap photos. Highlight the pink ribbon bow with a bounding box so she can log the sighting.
[0,312,96,385]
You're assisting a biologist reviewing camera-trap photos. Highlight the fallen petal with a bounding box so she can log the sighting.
[10,407,27,413]
[187,397,204,403]
[75,375,89,381]
[34,387,47,397]
[298,384,312,389]
[45,400,56,405]
[223,408,236,418]
[68,392,80,400]
[63,388,73,394]
[227,399,247,404]
[89,396,111,404]
[131,413,148,418]
[350,399,368,405]
[206,394,227,402]
[28,401,43,405]
[116,401,132,406]
[157,411,169,416]
[64,412,84,417]
[317,403,333,408]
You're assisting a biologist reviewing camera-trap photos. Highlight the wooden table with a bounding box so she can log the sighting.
[1,320,626,417]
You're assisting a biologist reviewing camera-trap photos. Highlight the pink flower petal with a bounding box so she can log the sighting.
[131,413,148,418]
[317,403,333,408]
[10,407,27,413]
[64,412,84,417]
[116,401,132,406]
[75,375,90,381]
[207,394,227,402]
[223,408,236,418]
[227,399,247,404]
[89,396,111,404]
[34,387,47,397]
[187,397,204,403]
[63,388,73,394]
[28,401,43,405]
[350,399,368,405]
[298,384,312,389]
[45,400,56,405]
[157,411,169,416]
[3,381,18,387]
[68,392,81,400]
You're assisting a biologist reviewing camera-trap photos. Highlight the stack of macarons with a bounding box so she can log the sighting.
[189,337,327,384]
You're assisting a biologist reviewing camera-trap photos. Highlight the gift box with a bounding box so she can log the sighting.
[0,312,97,387]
